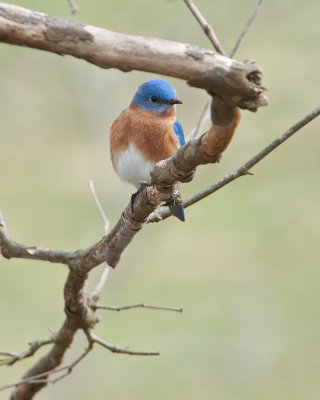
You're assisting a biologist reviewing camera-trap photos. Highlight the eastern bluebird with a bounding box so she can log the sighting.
[110,79,185,221]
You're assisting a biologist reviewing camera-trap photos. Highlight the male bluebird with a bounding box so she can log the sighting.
[110,79,185,221]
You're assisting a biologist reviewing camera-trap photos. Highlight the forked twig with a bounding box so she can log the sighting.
[0,344,92,392]
[186,0,266,144]
[0,337,54,366]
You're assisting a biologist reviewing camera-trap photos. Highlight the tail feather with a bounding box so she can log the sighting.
[169,203,185,222]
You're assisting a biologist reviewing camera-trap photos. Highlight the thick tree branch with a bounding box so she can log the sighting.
[4,103,318,398]
[0,2,267,111]
[0,100,240,270]
[0,100,242,399]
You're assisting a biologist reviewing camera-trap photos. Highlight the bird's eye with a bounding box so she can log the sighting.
[150,96,158,103]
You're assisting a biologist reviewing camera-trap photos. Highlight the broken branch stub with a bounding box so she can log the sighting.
[188,61,268,112]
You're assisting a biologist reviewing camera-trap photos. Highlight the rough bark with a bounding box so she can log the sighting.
[0,2,267,111]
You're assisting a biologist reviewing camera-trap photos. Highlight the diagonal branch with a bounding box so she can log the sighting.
[230,0,265,58]
[0,98,242,270]
[148,105,320,222]
[183,0,226,55]
[90,333,159,356]
[0,343,93,393]
[1,95,243,400]
[0,338,54,366]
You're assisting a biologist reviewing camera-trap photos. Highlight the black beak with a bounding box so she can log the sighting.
[167,98,183,105]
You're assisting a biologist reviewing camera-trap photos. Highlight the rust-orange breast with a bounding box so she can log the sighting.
[110,105,179,168]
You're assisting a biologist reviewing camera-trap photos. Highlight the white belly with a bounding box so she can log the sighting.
[114,143,155,188]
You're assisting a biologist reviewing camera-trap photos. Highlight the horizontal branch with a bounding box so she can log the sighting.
[0,216,74,263]
[95,303,183,313]
[0,2,266,111]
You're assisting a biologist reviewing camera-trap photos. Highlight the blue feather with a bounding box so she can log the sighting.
[173,120,185,146]
[132,79,182,114]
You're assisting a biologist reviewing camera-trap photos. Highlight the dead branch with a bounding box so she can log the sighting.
[0,338,54,366]
[0,1,280,399]
[0,98,242,269]
[0,2,266,111]
[89,333,159,356]
[0,344,93,393]
[0,96,241,400]
[148,105,320,222]
[95,303,183,313]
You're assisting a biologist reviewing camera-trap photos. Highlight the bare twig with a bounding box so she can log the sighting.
[88,180,112,303]
[183,0,226,55]
[95,303,183,313]
[187,98,211,141]
[89,180,109,234]
[49,343,92,384]
[0,337,54,366]
[90,265,112,304]
[67,0,79,14]
[0,344,92,392]
[230,0,265,58]
[90,333,159,356]
[148,105,320,222]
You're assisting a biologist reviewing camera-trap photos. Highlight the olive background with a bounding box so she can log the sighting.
[1,0,320,399]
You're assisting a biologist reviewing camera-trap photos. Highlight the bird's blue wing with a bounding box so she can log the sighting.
[173,120,185,146]
[170,120,185,221]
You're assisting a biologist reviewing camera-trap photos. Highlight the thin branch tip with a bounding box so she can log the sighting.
[67,0,79,14]
[90,333,159,356]
[96,302,183,313]
[231,0,265,58]
[183,0,226,55]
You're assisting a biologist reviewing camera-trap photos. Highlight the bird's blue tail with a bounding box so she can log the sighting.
[169,203,185,222]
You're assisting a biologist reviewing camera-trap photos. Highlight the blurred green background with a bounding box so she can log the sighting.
[1,0,320,399]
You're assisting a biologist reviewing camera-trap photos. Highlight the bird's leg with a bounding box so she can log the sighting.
[162,185,182,207]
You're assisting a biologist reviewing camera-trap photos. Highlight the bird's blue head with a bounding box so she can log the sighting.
[131,79,182,114]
